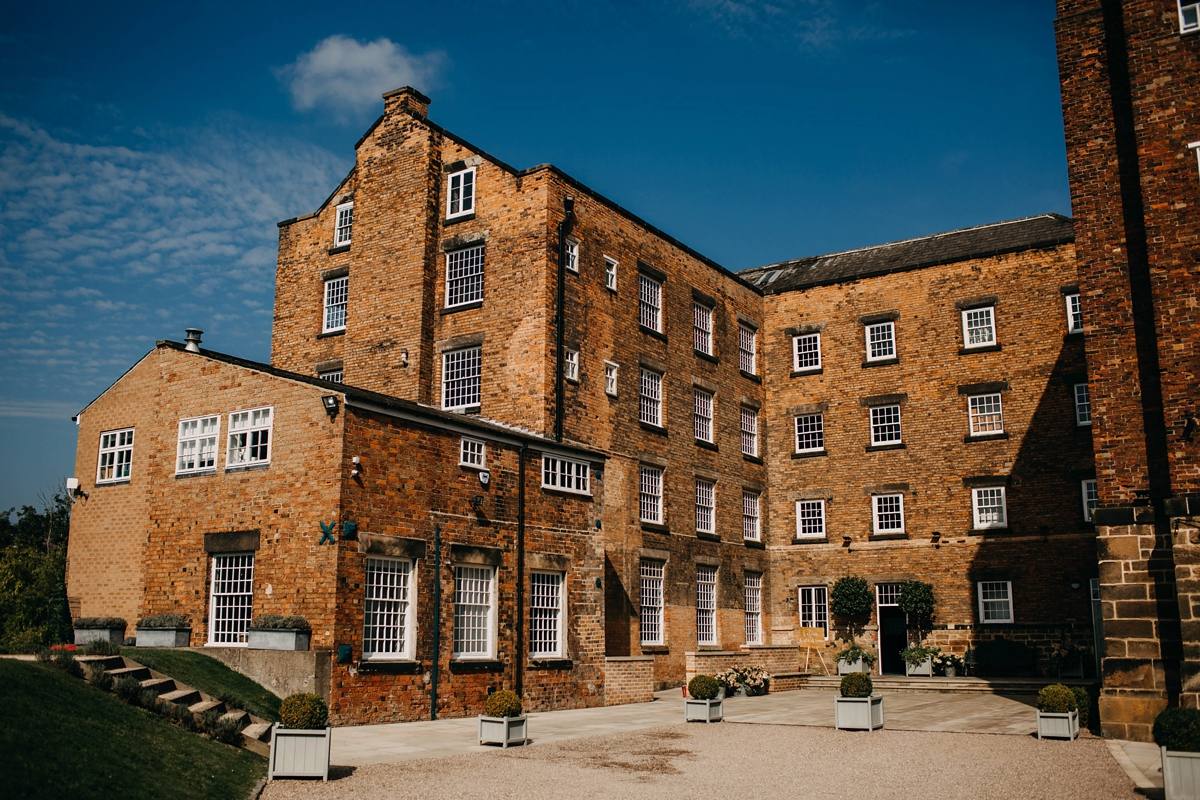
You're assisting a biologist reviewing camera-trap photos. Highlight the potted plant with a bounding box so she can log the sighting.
[1050,640,1087,678]
[479,689,529,747]
[835,645,877,675]
[834,672,884,731]
[248,614,311,651]
[135,614,191,648]
[830,577,873,673]
[1036,684,1079,740]
[72,617,127,646]
[714,668,741,697]
[269,692,331,781]
[684,674,724,723]
[901,645,939,677]
[738,665,772,696]
[932,652,964,677]
[1154,707,1200,799]
[898,580,937,675]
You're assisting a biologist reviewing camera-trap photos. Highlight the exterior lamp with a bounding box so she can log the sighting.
[322,395,339,418]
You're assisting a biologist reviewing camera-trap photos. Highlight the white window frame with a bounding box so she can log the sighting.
[794,413,825,453]
[564,237,579,273]
[446,167,476,219]
[362,556,415,661]
[604,361,618,397]
[696,565,717,646]
[639,368,663,428]
[694,388,714,443]
[693,302,714,356]
[452,564,496,659]
[744,572,763,645]
[176,415,219,475]
[639,560,665,646]
[1082,479,1099,523]
[798,585,829,640]
[1191,141,1200,178]
[795,499,826,539]
[640,465,664,524]
[742,490,761,541]
[542,455,591,495]
[695,478,716,534]
[870,404,902,445]
[318,369,343,383]
[872,493,905,534]
[442,345,482,411]
[323,275,348,333]
[977,580,1014,624]
[445,245,485,308]
[334,201,353,247]
[968,393,1005,436]
[961,306,996,349]
[529,571,565,658]
[564,348,579,382]
[208,552,254,646]
[865,321,896,362]
[96,427,135,484]
[971,486,1008,529]
[226,407,272,468]
[738,324,757,374]
[460,437,486,469]
[793,332,821,372]
[740,407,759,457]
[1181,2,1199,34]
[1074,382,1092,427]
[1065,293,1083,334]
[639,273,662,333]
[604,256,618,291]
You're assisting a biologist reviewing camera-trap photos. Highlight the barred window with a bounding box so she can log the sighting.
[639,273,662,332]
[530,571,564,658]
[796,499,825,538]
[564,348,579,382]
[795,413,824,453]
[1065,293,1083,333]
[97,427,135,483]
[1074,383,1091,426]
[604,361,618,396]
[744,572,763,645]
[739,324,757,374]
[694,388,714,443]
[693,302,713,355]
[977,580,1013,624]
[640,369,663,427]
[542,455,591,494]
[743,490,760,541]
[1082,479,1099,522]
[961,306,995,348]
[798,585,828,639]
[453,565,494,657]
[442,346,482,410]
[323,276,348,332]
[640,465,664,524]
[741,407,758,457]
[696,565,717,645]
[794,333,821,371]
[870,405,902,445]
[177,416,219,474]
[695,478,715,534]
[334,201,353,246]
[362,557,412,660]
[227,408,272,467]
[865,321,895,361]
[605,256,618,291]
[208,553,254,645]
[446,245,485,307]
[639,560,665,646]
[447,167,475,219]
[873,493,904,533]
[460,437,486,468]
[968,394,1004,435]
[972,486,1007,529]
[318,369,343,383]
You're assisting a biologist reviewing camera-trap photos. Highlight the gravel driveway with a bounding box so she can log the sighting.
[261,723,1138,800]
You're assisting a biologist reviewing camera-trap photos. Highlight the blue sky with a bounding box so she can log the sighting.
[0,0,1069,511]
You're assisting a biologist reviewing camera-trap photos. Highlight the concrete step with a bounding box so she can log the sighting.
[219,709,249,728]
[107,666,151,682]
[241,721,272,742]
[188,699,226,716]
[159,687,202,706]
[139,677,176,694]
[805,675,1097,694]
[76,655,126,671]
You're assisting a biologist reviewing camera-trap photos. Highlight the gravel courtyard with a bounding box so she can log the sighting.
[260,723,1139,800]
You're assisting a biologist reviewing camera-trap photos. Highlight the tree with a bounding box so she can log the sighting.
[830,576,872,644]
[898,580,936,646]
[0,487,72,651]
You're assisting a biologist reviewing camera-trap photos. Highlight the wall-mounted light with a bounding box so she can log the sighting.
[65,477,88,501]
[351,456,362,478]
[842,536,852,547]
[322,395,340,418]
[400,349,409,367]
[1070,579,1082,590]
[471,495,484,511]
[479,471,490,487]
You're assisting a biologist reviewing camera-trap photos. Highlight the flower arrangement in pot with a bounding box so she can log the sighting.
[247,614,311,651]
[1050,640,1089,678]
[830,577,873,674]
[834,645,877,675]
[684,674,724,723]
[897,580,937,676]
[714,668,741,697]
[1154,707,1200,799]
[479,689,528,747]
[270,692,331,781]
[1035,684,1079,741]
[834,672,883,731]
[932,652,964,677]
[900,645,940,677]
[737,665,772,697]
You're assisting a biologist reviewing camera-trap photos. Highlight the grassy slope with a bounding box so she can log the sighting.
[0,659,265,800]
[124,648,281,722]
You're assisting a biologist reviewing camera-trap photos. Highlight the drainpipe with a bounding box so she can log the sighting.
[431,523,441,721]
[554,197,575,442]
[516,444,527,697]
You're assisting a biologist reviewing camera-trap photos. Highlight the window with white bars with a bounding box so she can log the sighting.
[694,389,714,443]
[873,493,905,534]
[1082,479,1099,522]
[1074,383,1091,426]
[977,580,1013,624]
[177,416,219,475]
[334,201,353,246]
[741,407,758,457]
[739,324,757,374]
[743,490,761,541]
[793,333,821,371]
[530,571,564,658]
[865,321,895,361]
[640,560,665,646]
[795,499,826,538]
[744,572,762,645]
[876,582,902,606]
[605,256,618,291]
[1181,1,1199,33]
[870,405,902,445]
[640,465,664,524]
[319,370,343,383]
[693,302,713,355]
[604,361,618,396]
[640,369,663,427]
[453,565,494,657]
[1065,293,1083,334]
[972,486,1007,529]
[564,238,579,273]
[696,565,717,645]
[798,585,828,639]
[564,348,579,382]
[542,455,591,494]
[442,346,482,410]
[97,428,134,483]
[460,437,486,468]
[208,553,254,645]
[446,246,485,307]
[968,393,1004,435]
[323,276,348,332]
[362,557,412,660]
[446,167,475,219]
[695,478,715,534]
[227,407,272,467]
[639,273,662,332]
[961,307,995,348]
[795,413,824,453]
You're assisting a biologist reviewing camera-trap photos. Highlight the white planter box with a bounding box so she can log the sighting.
[838,657,868,675]
[1162,747,1200,800]
[74,626,125,646]
[684,698,724,723]
[1036,709,1079,740]
[136,627,191,648]
[248,629,310,651]
[478,714,528,747]
[906,657,933,677]
[269,725,330,781]
[835,695,884,731]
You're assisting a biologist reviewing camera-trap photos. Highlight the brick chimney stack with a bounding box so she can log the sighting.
[383,86,431,119]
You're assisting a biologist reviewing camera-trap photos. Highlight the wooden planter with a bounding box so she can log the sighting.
[248,628,310,651]
[74,626,125,646]
[835,695,884,731]
[905,657,933,677]
[1162,747,1200,800]
[268,725,330,781]
[478,714,528,747]
[1036,710,1079,740]
[135,627,191,648]
[837,657,868,675]
[684,697,724,723]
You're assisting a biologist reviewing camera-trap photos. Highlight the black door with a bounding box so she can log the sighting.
[879,607,907,675]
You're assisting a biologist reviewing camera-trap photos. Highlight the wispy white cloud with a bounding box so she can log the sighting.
[681,0,912,49]
[0,399,83,419]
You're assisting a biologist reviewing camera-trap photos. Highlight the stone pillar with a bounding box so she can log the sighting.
[1167,497,1200,711]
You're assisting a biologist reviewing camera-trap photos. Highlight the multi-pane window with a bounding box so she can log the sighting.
[640,465,664,524]
[795,414,824,453]
[744,572,763,645]
[453,565,494,657]
[977,581,1014,624]
[208,553,254,645]
[227,408,272,467]
[639,560,665,645]
[693,302,713,355]
[177,416,219,474]
[972,486,1008,529]
[640,369,663,427]
[446,245,485,307]
[442,346,482,410]
[865,321,895,361]
[564,239,579,273]
[798,585,829,639]
[333,202,354,247]
[741,407,759,457]
[968,394,1004,435]
[794,333,821,371]
[796,499,826,538]
[362,557,412,660]
[1082,479,1099,523]
[639,273,662,332]
[1181,1,1199,33]
[961,307,996,348]
[605,256,617,291]
[1066,293,1083,333]
[564,348,579,382]
[695,478,716,534]
[604,361,618,396]
[873,493,905,534]
[460,437,486,468]
[743,491,761,541]
[323,276,348,332]
[694,389,714,443]
[542,455,591,494]
[530,571,564,658]
[696,565,717,645]
[1074,383,1091,426]
[318,369,343,383]
[739,324,757,374]
[446,167,475,219]
[97,428,135,483]
[870,405,902,445]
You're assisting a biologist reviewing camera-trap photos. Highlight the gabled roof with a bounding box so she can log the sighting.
[739,213,1074,295]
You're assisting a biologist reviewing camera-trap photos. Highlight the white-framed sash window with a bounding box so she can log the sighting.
[695,478,715,534]
[542,455,591,494]
[639,273,662,332]
[446,245,485,307]
[743,490,761,541]
[796,499,826,538]
[640,369,663,427]
[865,321,895,361]
[97,428,135,483]
[446,167,476,219]
[744,572,763,644]
[323,276,348,332]
[696,565,717,645]
[640,560,665,646]
[334,201,353,246]
[453,565,495,658]
[208,553,254,645]
[640,465,664,524]
[362,557,414,660]
[961,306,996,348]
[793,332,821,371]
[442,346,482,410]
[227,407,272,468]
[177,416,219,474]
[872,493,905,534]
[693,302,713,355]
[968,393,1004,435]
[870,405,902,445]
[977,580,1014,624]
[1065,293,1083,333]
[798,585,829,639]
[972,486,1008,529]
[530,571,565,658]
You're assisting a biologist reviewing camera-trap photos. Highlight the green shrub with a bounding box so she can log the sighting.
[249,614,310,631]
[211,717,244,746]
[840,672,873,698]
[72,617,127,630]
[836,645,877,667]
[830,577,872,642]
[50,649,82,678]
[80,638,121,656]
[137,614,189,628]
[280,692,329,729]
[1155,708,1200,752]
[85,665,113,691]
[687,674,720,700]
[484,689,523,718]
[1036,684,1077,713]
[1071,686,1091,728]
[900,645,939,667]
[35,648,51,663]
[217,692,247,712]
[114,675,143,703]
[138,689,161,710]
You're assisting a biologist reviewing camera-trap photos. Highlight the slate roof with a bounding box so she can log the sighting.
[738,213,1074,295]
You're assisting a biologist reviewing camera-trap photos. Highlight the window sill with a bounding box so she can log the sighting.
[175,470,216,480]
[327,244,351,255]
[791,537,829,545]
[739,370,762,384]
[640,645,669,654]
[959,344,1002,355]
[606,286,617,295]
[358,659,421,674]
[317,329,345,340]
[743,454,764,465]
[225,463,271,474]
[94,479,131,488]
[640,522,670,534]
[445,405,482,415]
[964,432,1009,443]
[541,486,593,499]
[743,539,766,550]
[639,325,667,342]
[696,644,722,651]
[444,212,476,226]
[696,531,721,542]
[449,659,503,673]
[640,421,668,437]
[791,367,823,377]
[694,350,718,364]
[695,439,718,452]
[862,357,899,368]
[792,450,828,459]
[865,443,906,453]
[868,533,908,542]
[527,658,573,670]
[1064,331,1084,342]
[968,527,1011,536]
[565,377,579,385]
[441,301,483,315]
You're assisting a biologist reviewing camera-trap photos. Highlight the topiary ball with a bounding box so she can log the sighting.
[688,674,720,701]
[1154,707,1200,752]
[1071,686,1091,728]
[484,689,523,717]
[280,692,329,729]
[839,672,873,698]
[1036,684,1077,713]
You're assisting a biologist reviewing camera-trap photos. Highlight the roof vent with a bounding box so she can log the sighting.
[184,328,203,353]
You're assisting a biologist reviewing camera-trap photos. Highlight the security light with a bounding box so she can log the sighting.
[322,395,339,417]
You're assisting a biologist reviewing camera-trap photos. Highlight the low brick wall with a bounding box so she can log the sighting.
[685,646,805,690]
[188,646,332,702]
[604,656,655,706]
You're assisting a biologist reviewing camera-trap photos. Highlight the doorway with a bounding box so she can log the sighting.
[876,583,907,675]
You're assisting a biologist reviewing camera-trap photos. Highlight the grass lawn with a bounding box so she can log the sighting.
[123,648,281,722]
[0,659,265,800]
